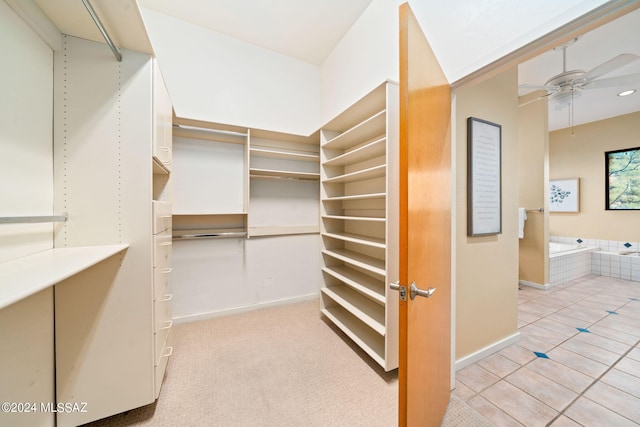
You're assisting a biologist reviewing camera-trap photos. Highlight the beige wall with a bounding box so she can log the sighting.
[549,111,640,242]
[517,92,549,286]
[454,68,519,359]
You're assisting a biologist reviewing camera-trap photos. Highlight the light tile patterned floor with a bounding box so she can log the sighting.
[454,275,640,426]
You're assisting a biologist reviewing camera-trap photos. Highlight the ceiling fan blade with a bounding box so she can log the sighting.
[585,53,640,81]
[583,73,640,89]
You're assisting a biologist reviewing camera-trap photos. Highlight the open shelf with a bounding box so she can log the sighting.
[250,147,319,162]
[320,306,385,366]
[0,244,129,310]
[152,157,170,175]
[321,285,385,335]
[323,193,386,202]
[323,137,386,166]
[323,231,385,249]
[323,110,386,150]
[323,165,386,184]
[250,168,320,180]
[248,225,319,237]
[323,265,385,304]
[323,215,385,222]
[322,248,385,276]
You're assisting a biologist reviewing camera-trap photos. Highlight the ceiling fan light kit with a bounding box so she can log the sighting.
[520,37,640,109]
[618,89,636,96]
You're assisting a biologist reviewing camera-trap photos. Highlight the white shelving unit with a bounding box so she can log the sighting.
[320,81,399,371]
[52,37,174,426]
[171,122,249,240]
[248,130,320,237]
[0,245,128,310]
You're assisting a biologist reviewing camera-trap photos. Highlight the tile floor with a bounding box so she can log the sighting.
[454,274,640,426]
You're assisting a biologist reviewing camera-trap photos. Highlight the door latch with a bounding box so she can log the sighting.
[389,281,407,301]
[390,281,436,301]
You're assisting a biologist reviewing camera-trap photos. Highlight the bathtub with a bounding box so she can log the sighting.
[549,241,599,285]
[549,242,596,257]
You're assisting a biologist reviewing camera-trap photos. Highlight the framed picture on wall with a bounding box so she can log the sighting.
[605,147,640,210]
[549,178,579,212]
[467,117,502,236]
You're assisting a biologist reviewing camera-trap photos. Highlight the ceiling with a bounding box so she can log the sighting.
[137,0,639,131]
[25,0,640,132]
[518,7,640,131]
[137,0,374,65]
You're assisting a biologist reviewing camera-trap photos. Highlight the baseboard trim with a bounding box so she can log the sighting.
[455,332,521,371]
[173,293,320,324]
[519,280,552,289]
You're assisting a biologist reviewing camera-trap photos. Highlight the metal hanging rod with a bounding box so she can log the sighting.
[526,208,544,212]
[173,231,247,240]
[82,0,122,62]
[249,174,319,182]
[0,213,68,224]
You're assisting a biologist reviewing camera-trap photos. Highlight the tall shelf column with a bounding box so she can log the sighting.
[320,81,399,371]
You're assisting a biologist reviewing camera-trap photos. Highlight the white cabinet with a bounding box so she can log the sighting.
[319,82,399,371]
[52,36,172,426]
[153,62,173,171]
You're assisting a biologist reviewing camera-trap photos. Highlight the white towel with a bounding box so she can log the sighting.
[518,208,527,239]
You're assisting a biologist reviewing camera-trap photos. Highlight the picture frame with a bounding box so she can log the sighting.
[467,117,502,236]
[605,147,640,210]
[549,178,580,212]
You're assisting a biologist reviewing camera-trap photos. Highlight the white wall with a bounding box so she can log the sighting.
[0,4,56,426]
[140,7,321,136]
[0,0,54,263]
[319,0,399,124]
[171,235,320,322]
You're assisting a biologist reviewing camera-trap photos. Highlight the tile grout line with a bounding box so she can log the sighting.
[544,297,640,426]
[510,282,637,425]
[458,281,605,423]
[459,279,640,425]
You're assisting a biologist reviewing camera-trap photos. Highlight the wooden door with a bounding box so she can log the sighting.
[398,3,452,426]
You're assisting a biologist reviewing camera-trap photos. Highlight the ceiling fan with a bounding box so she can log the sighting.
[519,38,640,108]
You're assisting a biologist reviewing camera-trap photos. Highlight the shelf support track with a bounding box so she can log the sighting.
[0,213,69,224]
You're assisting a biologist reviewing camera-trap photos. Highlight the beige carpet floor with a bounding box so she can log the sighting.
[85,299,490,426]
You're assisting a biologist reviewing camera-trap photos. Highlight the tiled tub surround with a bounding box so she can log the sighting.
[455,275,640,426]
[548,237,640,286]
[592,251,640,282]
[550,247,598,286]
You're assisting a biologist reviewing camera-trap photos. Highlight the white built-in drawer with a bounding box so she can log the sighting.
[154,335,172,398]
[154,321,172,366]
[154,292,173,333]
[153,231,172,267]
[153,264,172,301]
[152,201,172,234]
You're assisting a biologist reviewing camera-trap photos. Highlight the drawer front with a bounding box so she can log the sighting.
[154,292,173,333]
[154,319,172,366]
[154,331,172,398]
[153,231,172,267]
[152,201,172,234]
[153,264,172,301]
